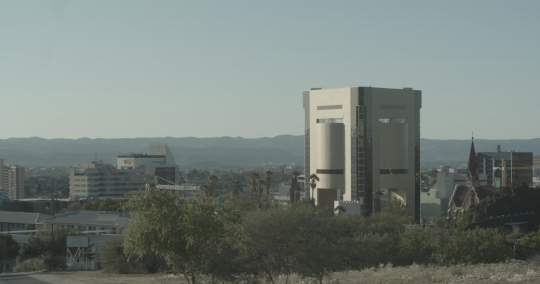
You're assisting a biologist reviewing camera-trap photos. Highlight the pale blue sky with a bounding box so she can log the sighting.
[1,1,538,139]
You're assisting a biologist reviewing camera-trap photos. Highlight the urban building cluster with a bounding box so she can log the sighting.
[421,144,537,221]
[69,143,179,200]
[1,85,540,272]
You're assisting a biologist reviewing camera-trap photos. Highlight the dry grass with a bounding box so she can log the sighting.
[49,258,540,284]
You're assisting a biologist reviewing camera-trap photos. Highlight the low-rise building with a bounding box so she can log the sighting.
[0,211,49,232]
[42,210,131,234]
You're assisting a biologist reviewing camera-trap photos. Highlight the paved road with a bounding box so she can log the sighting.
[0,274,49,284]
[0,273,86,284]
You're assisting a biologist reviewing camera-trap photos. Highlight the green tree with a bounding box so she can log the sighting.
[382,197,408,217]
[123,189,243,284]
[265,171,273,196]
[0,234,19,272]
[207,175,219,197]
[241,205,313,284]
[507,229,540,260]
[248,172,260,195]
[231,180,241,197]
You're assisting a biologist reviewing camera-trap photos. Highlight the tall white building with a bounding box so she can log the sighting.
[3,165,25,200]
[303,87,421,221]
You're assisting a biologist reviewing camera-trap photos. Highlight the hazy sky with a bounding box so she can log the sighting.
[1,1,538,140]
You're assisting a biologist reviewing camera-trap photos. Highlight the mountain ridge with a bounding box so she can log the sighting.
[1,136,538,168]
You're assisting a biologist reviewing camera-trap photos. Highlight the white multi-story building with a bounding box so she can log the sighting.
[303,87,421,221]
[70,162,153,199]
[70,143,179,199]
[3,165,25,200]
[116,143,179,185]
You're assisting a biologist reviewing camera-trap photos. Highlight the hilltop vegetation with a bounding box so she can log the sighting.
[105,187,537,284]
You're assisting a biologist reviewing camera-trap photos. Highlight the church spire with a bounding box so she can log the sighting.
[467,135,478,179]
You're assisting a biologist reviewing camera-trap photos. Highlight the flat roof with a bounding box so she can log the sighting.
[118,154,165,158]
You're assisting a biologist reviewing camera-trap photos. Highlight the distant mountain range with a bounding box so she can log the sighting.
[0,136,538,169]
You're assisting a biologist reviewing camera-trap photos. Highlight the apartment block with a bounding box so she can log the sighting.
[3,165,25,200]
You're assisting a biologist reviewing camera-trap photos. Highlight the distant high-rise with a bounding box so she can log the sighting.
[303,87,421,221]
[3,165,25,200]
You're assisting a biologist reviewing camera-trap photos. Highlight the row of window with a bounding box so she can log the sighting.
[380,169,408,174]
[316,169,344,174]
[317,118,344,123]
[379,118,406,124]
[317,105,342,110]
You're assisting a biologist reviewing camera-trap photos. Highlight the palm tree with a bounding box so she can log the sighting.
[231,180,241,198]
[265,171,273,196]
[373,189,383,214]
[208,175,219,197]
[248,172,260,195]
[309,173,320,204]
[290,171,301,204]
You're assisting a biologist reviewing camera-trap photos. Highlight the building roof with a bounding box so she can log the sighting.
[117,154,165,158]
[451,185,496,208]
[42,211,130,226]
[474,186,497,200]
[0,211,50,224]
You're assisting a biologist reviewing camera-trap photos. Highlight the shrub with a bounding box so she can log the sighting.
[13,259,45,272]
[398,228,435,265]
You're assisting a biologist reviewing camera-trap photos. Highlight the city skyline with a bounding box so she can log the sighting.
[1,1,539,140]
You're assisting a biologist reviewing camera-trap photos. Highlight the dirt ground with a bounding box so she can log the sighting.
[47,261,540,284]
[48,271,196,284]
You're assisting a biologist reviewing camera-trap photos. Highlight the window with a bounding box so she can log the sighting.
[380,104,407,110]
[317,105,342,110]
[316,169,344,174]
[379,118,406,123]
[317,118,344,123]
[380,169,408,174]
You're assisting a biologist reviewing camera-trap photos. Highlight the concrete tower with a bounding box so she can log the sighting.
[303,87,422,221]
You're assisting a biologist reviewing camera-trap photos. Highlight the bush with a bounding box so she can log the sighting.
[100,239,165,274]
[13,259,45,272]
[436,228,512,265]
[43,255,66,270]
[398,228,435,265]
